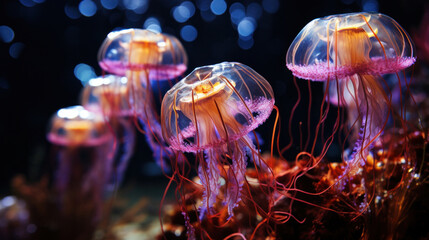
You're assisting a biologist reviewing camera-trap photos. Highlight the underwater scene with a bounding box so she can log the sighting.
[1,0,428,239]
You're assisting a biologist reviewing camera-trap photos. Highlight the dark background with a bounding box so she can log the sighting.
[0,0,427,194]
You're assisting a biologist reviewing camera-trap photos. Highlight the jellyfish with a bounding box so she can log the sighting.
[0,196,31,239]
[161,62,275,220]
[98,28,187,168]
[286,12,415,179]
[46,106,115,239]
[80,75,136,189]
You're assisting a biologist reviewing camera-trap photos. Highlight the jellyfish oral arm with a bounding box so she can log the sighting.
[198,149,221,220]
[224,136,251,218]
[344,74,388,177]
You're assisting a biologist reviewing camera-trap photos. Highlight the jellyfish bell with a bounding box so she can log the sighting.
[47,105,113,147]
[98,28,187,81]
[161,62,275,221]
[162,62,275,152]
[81,75,135,117]
[286,12,415,81]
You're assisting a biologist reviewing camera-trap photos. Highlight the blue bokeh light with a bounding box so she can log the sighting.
[0,26,15,43]
[229,2,245,25]
[144,17,162,33]
[79,0,97,17]
[238,37,254,50]
[74,63,97,85]
[196,0,210,11]
[32,0,46,3]
[65,5,81,19]
[1,196,16,208]
[182,1,196,17]
[262,0,280,14]
[180,25,198,42]
[362,0,379,12]
[134,3,148,14]
[9,42,25,59]
[19,0,36,7]
[123,0,148,14]
[101,0,118,10]
[173,6,191,23]
[237,17,256,37]
[210,0,227,16]
[247,3,263,19]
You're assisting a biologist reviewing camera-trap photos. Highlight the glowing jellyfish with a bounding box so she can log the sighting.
[80,75,136,188]
[286,12,415,177]
[47,106,114,238]
[98,28,187,168]
[0,196,30,239]
[161,62,275,219]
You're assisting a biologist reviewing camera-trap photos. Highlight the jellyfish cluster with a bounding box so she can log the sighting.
[5,11,428,240]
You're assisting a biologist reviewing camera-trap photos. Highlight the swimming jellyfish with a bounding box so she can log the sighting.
[47,106,115,239]
[286,12,415,178]
[98,28,187,168]
[161,62,275,220]
[80,75,136,189]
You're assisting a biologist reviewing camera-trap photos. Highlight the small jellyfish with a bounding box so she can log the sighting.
[0,196,31,239]
[98,28,187,168]
[47,106,115,239]
[286,12,415,177]
[80,75,136,188]
[161,62,275,220]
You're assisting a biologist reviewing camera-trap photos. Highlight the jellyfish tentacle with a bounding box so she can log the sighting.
[198,149,221,220]
[137,71,173,170]
[109,118,136,188]
[142,121,173,171]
